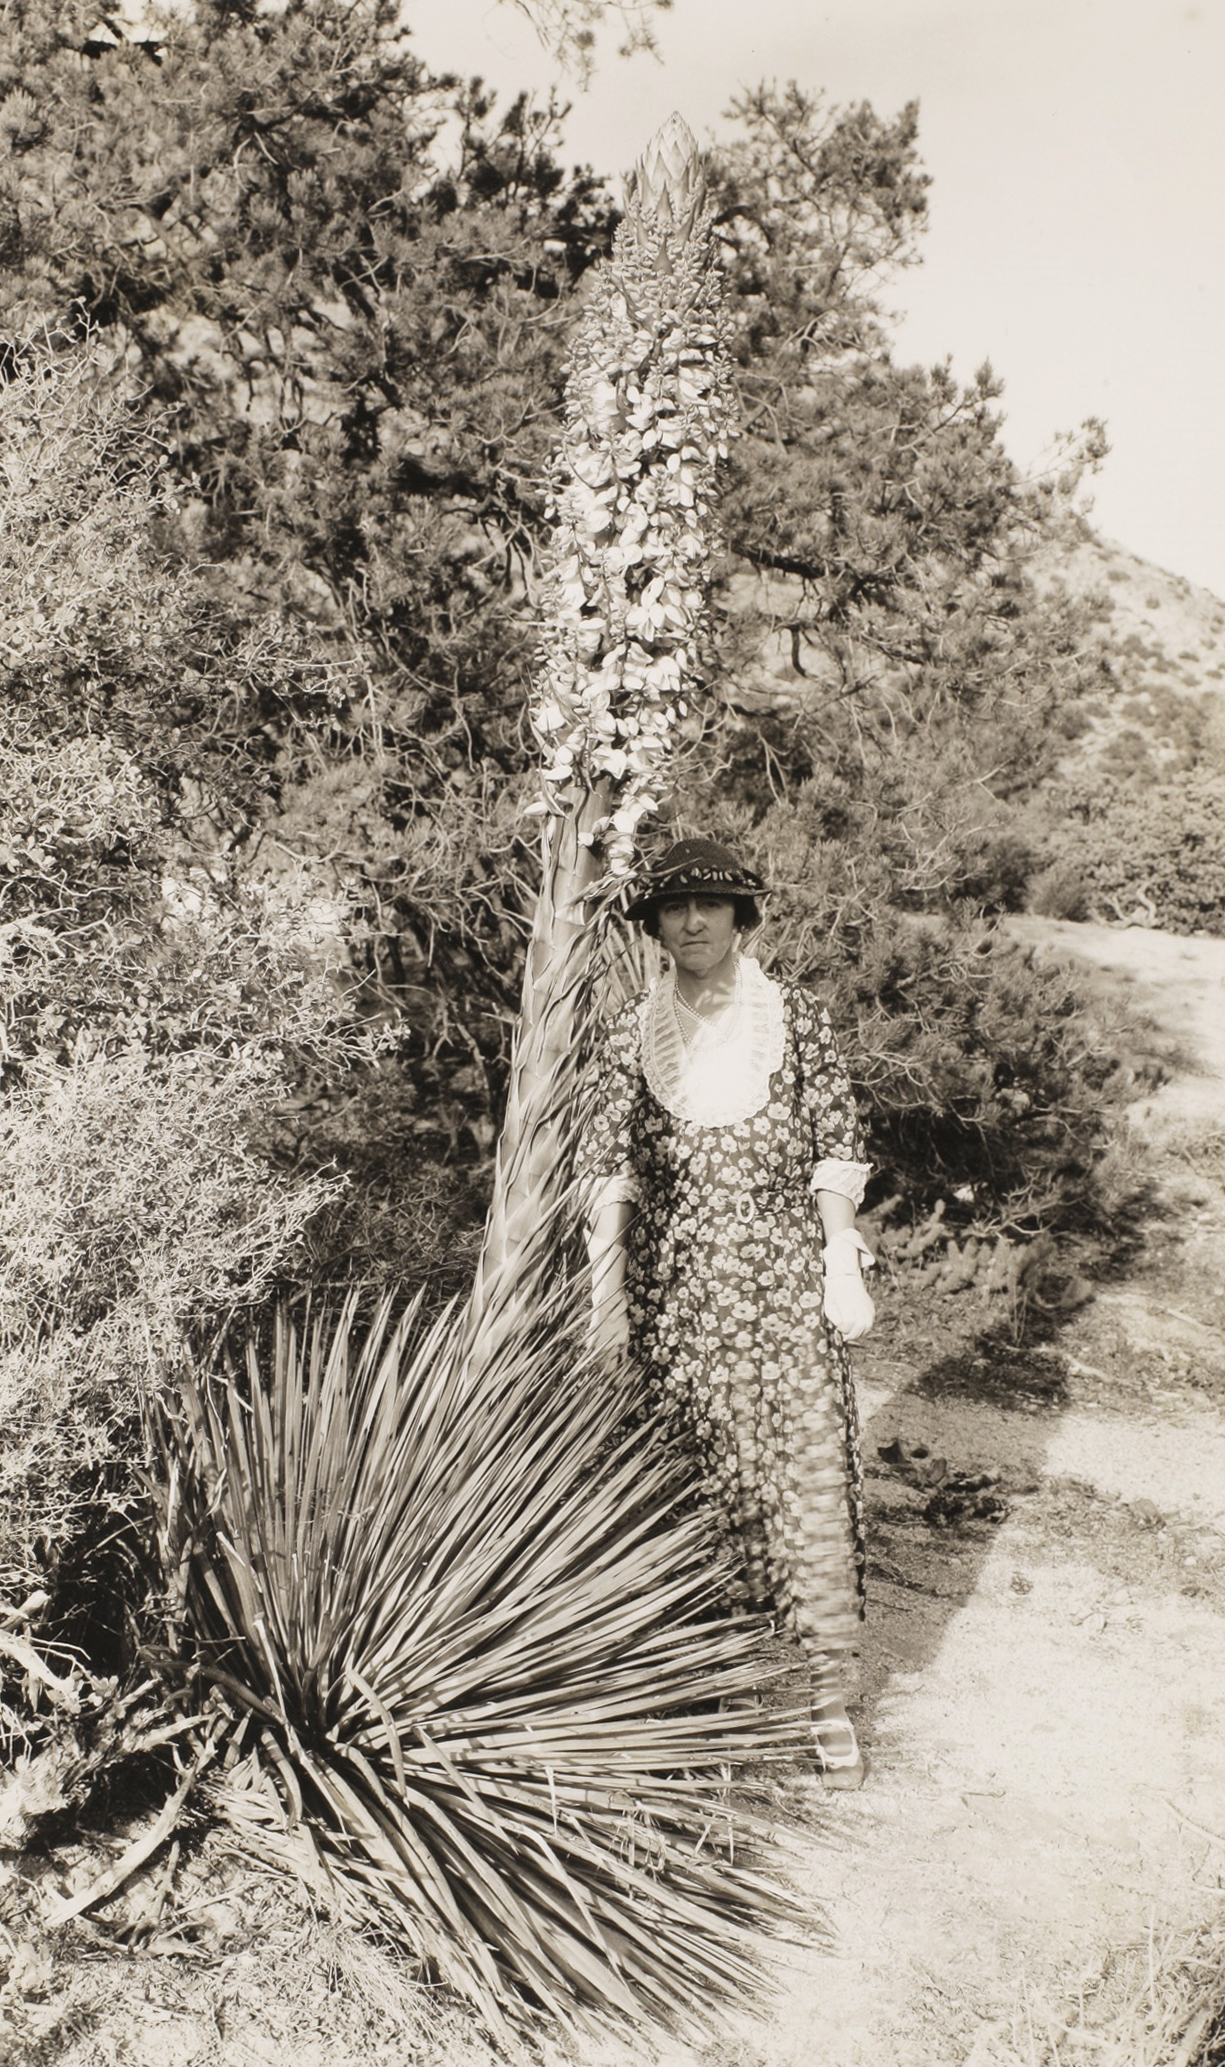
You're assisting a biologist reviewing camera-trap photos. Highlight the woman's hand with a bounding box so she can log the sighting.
[821,1227,876,1342]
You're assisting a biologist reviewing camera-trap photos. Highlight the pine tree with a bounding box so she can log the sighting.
[0,7,1120,1257]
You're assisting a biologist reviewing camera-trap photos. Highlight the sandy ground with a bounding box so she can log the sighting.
[1006,918,1225,1129]
[4,920,1223,2067]
[605,917,1225,2067]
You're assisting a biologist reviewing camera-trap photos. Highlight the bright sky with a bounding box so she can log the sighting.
[408,0,1225,600]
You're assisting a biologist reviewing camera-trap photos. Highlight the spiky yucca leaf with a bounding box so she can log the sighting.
[165,1284,806,2041]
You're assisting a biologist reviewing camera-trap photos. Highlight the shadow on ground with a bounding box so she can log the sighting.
[851,1315,1071,1731]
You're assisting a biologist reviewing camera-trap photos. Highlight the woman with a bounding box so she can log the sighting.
[579,837,875,1784]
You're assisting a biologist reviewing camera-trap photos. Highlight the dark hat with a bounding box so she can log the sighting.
[624,837,769,920]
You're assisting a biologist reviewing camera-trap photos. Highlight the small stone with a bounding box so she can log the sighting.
[197,1900,240,1943]
[6,1939,54,1997]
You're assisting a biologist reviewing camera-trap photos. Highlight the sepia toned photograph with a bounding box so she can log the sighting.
[1,1,1222,2061]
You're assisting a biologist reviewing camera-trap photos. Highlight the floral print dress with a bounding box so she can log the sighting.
[579,971,868,1662]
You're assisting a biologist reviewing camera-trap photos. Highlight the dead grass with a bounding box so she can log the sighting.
[0,1837,500,2067]
[1158,1122,1225,1183]
[976,1910,1225,2066]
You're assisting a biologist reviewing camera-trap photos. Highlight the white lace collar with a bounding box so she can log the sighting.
[639,955,785,1127]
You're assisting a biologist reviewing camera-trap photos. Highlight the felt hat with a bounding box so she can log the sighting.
[624,837,769,920]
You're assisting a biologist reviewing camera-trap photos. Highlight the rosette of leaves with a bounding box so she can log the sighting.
[163,1279,802,2042]
[532,113,736,876]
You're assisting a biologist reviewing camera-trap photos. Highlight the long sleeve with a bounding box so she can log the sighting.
[575,1000,644,1212]
[789,987,871,1205]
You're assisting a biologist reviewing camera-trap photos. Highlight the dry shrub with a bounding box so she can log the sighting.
[0,1048,339,1600]
[975,1911,1225,2066]
[0,336,362,1732]
[1027,859,1093,923]
[1157,1120,1225,1182]
[1033,772,1225,936]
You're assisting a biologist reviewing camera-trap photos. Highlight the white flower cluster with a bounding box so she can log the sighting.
[530,115,736,876]
[159,871,213,930]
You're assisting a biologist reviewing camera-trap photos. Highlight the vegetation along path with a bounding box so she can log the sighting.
[597,917,1225,2067]
[3,954,1222,2067]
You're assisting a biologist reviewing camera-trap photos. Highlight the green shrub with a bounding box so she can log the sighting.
[0,340,359,1683]
[1035,772,1225,934]
[675,786,1135,1237]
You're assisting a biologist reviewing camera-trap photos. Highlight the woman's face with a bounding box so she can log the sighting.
[655,895,739,978]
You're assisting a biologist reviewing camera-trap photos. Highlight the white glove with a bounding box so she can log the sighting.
[822,1228,876,1342]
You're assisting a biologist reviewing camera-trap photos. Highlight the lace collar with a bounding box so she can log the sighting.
[639,955,785,1127]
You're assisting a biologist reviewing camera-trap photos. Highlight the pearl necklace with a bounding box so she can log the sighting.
[639,955,786,1128]
[672,958,743,1049]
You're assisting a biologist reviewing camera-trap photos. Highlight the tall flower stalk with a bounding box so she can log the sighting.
[471,113,735,1328]
[535,111,734,873]
[165,119,802,2047]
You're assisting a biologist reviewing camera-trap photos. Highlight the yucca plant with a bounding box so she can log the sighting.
[160,117,804,2044]
[162,1285,802,2043]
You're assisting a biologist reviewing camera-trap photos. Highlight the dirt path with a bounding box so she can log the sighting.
[7,923,1223,2067]
[593,921,1225,2067]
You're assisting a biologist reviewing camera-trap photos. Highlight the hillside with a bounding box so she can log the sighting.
[1019,533,1225,936]
[1059,534,1225,697]
[1044,531,1225,773]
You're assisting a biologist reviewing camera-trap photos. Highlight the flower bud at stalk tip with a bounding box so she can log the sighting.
[628,113,705,237]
